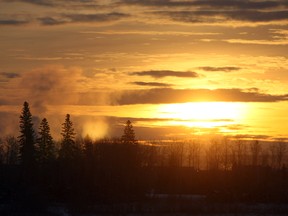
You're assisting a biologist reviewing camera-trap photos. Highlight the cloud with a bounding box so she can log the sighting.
[2,0,54,6]
[130,81,172,87]
[0,19,29,26]
[0,72,20,79]
[38,17,67,25]
[228,134,272,140]
[38,12,130,25]
[120,0,286,10]
[157,10,288,24]
[199,66,241,72]
[130,70,199,78]
[121,0,288,24]
[65,12,129,23]
[113,88,288,105]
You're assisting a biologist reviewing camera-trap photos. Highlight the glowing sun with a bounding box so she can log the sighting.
[158,102,247,128]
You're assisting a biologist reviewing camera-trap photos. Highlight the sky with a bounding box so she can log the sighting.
[0,0,288,141]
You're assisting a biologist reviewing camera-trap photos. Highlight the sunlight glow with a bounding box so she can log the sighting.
[158,102,247,128]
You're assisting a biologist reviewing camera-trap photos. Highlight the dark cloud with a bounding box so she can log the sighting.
[0,19,28,26]
[130,70,199,78]
[0,72,20,79]
[65,12,129,23]
[3,0,54,6]
[3,0,96,7]
[228,134,272,140]
[113,88,288,105]
[121,0,286,10]
[38,12,129,25]
[157,10,288,23]
[130,81,172,87]
[38,17,67,25]
[199,66,241,72]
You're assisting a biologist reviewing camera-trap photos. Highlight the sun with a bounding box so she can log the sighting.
[158,102,247,128]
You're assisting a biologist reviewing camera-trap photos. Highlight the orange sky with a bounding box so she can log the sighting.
[0,0,288,140]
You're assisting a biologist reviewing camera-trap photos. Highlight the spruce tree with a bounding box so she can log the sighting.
[59,114,77,160]
[18,101,36,167]
[121,120,137,144]
[37,118,55,164]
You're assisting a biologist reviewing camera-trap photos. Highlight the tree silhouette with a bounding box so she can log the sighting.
[5,135,19,165]
[18,101,36,168]
[59,114,77,160]
[37,118,55,164]
[121,120,137,144]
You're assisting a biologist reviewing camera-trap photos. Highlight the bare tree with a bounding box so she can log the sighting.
[206,138,221,170]
[231,139,248,167]
[167,140,184,167]
[275,141,287,169]
[187,139,202,170]
[220,137,232,171]
[0,138,5,164]
[250,140,262,166]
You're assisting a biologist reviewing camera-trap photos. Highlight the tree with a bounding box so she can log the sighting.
[83,135,94,161]
[59,114,77,160]
[18,101,36,167]
[5,136,19,165]
[121,120,137,144]
[187,140,202,170]
[250,140,262,166]
[37,118,55,164]
[0,138,5,164]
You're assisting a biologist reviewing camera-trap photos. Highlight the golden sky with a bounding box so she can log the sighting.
[0,0,288,140]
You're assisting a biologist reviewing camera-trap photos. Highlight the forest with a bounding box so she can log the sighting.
[0,101,288,215]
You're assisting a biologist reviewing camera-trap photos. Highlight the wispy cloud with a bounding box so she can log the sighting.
[38,12,130,25]
[156,10,288,24]
[120,0,287,10]
[199,66,241,72]
[0,72,20,79]
[0,19,29,26]
[130,70,199,78]
[38,17,67,25]
[130,81,172,87]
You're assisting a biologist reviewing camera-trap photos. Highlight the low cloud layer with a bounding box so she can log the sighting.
[114,88,288,105]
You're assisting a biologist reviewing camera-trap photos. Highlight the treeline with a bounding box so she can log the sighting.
[0,101,288,214]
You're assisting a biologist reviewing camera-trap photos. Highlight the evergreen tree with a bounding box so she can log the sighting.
[121,120,137,144]
[6,136,19,165]
[37,118,55,164]
[59,114,77,160]
[83,135,93,160]
[18,101,36,167]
